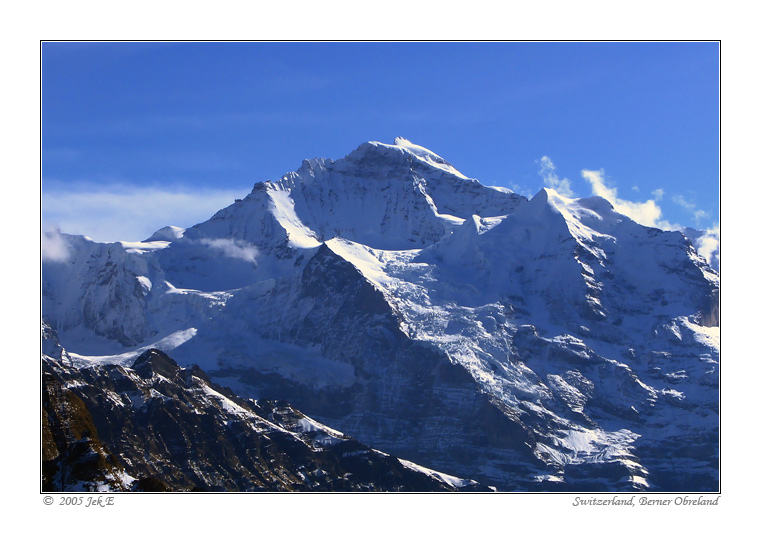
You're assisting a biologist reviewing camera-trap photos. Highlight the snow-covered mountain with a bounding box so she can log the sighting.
[41,137,720,491]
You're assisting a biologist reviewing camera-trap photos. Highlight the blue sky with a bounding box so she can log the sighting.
[41,41,719,242]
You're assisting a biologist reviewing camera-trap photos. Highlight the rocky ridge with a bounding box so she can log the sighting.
[42,326,485,492]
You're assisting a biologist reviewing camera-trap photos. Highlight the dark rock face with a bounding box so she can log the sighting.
[41,349,486,492]
[42,368,131,492]
[80,249,152,346]
[209,244,544,489]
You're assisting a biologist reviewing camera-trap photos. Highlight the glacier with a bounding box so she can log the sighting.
[41,137,720,491]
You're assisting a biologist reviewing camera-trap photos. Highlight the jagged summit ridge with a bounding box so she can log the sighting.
[183,138,526,252]
[392,136,458,169]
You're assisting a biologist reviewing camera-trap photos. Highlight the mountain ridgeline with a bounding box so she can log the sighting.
[41,138,720,491]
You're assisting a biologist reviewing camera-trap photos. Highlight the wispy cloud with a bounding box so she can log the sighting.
[199,238,259,263]
[581,169,678,230]
[41,226,73,262]
[672,193,711,226]
[538,156,575,197]
[42,183,250,243]
[508,182,535,199]
[694,225,720,272]
[692,209,710,225]
[672,193,696,210]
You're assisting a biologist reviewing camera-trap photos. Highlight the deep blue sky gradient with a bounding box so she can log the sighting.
[42,41,720,236]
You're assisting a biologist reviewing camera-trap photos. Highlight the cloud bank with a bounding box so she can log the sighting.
[42,183,251,243]
[580,169,678,230]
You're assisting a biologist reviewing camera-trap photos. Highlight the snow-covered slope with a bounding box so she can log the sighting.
[41,138,719,491]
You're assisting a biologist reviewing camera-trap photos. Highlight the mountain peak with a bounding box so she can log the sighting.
[132,349,181,380]
[144,225,185,243]
[343,138,468,180]
[391,137,454,168]
[41,138,719,492]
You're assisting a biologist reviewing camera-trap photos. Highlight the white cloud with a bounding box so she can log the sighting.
[199,238,259,263]
[672,193,696,210]
[538,156,575,197]
[672,193,712,226]
[692,209,710,224]
[581,169,679,230]
[42,183,251,243]
[41,227,72,262]
[579,169,718,270]
[695,225,720,272]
